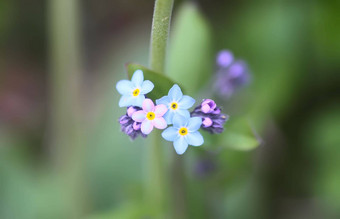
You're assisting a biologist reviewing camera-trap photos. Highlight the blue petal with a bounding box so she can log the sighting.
[177,109,190,120]
[141,80,154,94]
[162,127,179,141]
[156,95,170,105]
[133,95,145,107]
[187,117,202,132]
[178,95,195,109]
[116,80,133,95]
[185,131,204,146]
[164,110,174,124]
[173,137,189,155]
[131,69,144,86]
[172,114,189,128]
[168,84,183,101]
[119,95,134,107]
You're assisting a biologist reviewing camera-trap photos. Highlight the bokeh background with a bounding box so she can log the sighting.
[0,0,339,218]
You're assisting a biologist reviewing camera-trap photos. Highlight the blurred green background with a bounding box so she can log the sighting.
[0,0,339,218]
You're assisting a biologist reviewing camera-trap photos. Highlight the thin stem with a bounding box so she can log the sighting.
[147,0,174,216]
[149,0,174,73]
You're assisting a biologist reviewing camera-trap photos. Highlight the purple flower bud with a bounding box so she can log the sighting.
[119,106,147,140]
[127,106,137,117]
[191,99,229,134]
[201,99,216,113]
[216,50,234,68]
[214,50,250,99]
[202,117,213,127]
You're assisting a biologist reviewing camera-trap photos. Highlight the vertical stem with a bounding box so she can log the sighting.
[48,0,85,216]
[148,0,174,216]
[149,0,174,73]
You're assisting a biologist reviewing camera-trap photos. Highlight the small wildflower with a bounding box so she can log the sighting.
[132,98,168,135]
[214,50,250,98]
[156,84,195,124]
[116,70,154,107]
[162,114,204,155]
[216,50,234,68]
[119,106,147,140]
[191,99,229,134]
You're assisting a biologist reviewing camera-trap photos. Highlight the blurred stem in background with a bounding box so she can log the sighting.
[49,0,86,216]
[148,0,174,216]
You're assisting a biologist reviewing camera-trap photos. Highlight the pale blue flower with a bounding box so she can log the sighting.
[156,84,195,124]
[116,70,154,107]
[162,114,204,155]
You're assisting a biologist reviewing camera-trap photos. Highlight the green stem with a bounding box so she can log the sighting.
[147,0,174,216]
[149,0,174,73]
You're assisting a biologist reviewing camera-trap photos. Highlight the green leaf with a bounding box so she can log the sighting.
[126,63,181,101]
[218,117,261,151]
[220,131,260,151]
[167,2,212,95]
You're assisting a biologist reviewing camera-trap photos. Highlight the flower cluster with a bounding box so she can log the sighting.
[116,70,228,155]
[214,50,250,99]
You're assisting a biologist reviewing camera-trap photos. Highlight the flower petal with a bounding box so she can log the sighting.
[154,104,168,117]
[164,111,174,124]
[187,117,203,132]
[118,95,134,107]
[141,120,154,135]
[141,80,154,94]
[142,98,154,112]
[153,117,167,129]
[132,110,146,122]
[178,95,195,109]
[116,80,133,95]
[134,95,145,107]
[177,109,190,120]
[162,127,179,141]
[185,131,204,146]
[156,96,170,105]
[168,84,183,101]
[173,137,189,155]
[172,114,188,128]
[131,69,144,86]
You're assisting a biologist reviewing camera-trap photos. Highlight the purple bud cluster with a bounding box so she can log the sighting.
[119,106,147,140]
[191,99,229,134]
[214,50,250,98]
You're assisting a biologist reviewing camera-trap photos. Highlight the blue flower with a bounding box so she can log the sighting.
[162,114,204,155]
[156,84,195,124]
[116,70,154,107]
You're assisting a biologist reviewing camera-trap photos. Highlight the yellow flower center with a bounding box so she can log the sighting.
[146,112,155,120]
[132,88,140,97]
[170,102,178,110]
[178,127,188,136]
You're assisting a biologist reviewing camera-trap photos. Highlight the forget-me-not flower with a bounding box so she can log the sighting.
[162,114,204,155]
[156,84,195,124]
[132,98,168,135]
[116,70,154,107]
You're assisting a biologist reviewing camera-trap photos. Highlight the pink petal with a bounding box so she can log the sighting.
[141,120,154,134]
[132,110,146,122]
[152,117,167,129]
[142,98,154,112]
[154,104,168,117]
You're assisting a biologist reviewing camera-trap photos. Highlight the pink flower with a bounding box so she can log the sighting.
[132,98,168,134]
